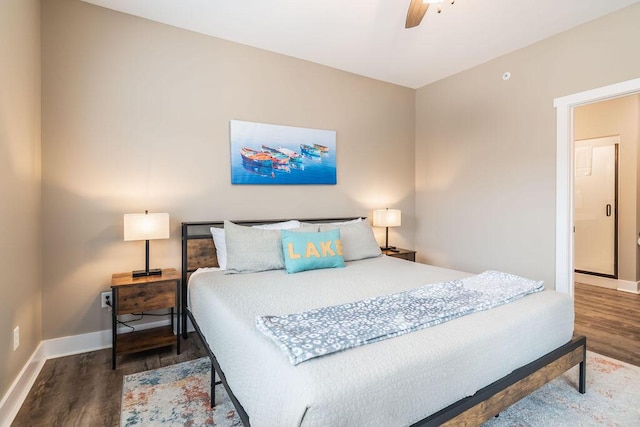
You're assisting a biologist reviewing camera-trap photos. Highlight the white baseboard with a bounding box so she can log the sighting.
[41,328,113,359]
[575,273,640,294]
[616,281,640,294]
[0,318,195,426]
[0,343,46,427]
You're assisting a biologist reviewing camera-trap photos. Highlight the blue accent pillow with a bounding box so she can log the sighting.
[281,229,345,274]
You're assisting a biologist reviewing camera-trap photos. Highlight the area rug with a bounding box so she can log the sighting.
[121,352,640,426]
[121,357,241,426]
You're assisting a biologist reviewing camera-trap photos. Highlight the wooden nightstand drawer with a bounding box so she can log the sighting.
[382,248,416,262]
[117,281,176,314]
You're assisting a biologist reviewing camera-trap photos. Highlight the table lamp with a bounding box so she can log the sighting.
[372,208,401,251]
[124,211,170,278]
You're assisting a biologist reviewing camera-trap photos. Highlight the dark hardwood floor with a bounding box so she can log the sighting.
[574,282,640,366]
[11,333,207,427]
[11,284,640,426]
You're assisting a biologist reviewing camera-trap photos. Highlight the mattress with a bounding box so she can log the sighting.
[188,255,574,427]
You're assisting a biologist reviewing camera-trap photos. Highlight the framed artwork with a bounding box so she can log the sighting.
[230,120,337,185]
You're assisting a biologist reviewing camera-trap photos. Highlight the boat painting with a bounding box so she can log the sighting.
[261,145,290,165]
[277,146,303,163]
[230,120,336,185]
[300,144,321,157]
[261,145,279,154]
[313,143,330,153]
[242,161,274,178]
[240,147,273,167]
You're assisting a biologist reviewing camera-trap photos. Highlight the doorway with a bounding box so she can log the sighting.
[573,137,618,278]
[554,77,640,296]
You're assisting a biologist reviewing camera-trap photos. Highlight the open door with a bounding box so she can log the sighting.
[573,137,618,278]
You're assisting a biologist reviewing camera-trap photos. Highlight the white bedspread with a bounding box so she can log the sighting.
[188,256,574,427]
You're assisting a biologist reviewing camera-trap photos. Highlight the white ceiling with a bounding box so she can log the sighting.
[82,0,639,89]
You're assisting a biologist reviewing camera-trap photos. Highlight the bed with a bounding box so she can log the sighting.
[181,218,586,426]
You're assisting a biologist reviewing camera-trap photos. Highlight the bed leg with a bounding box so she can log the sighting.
[579,343,587,394]
[211,363,216,408]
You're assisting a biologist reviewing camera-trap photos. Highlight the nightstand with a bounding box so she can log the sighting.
[110,268,181,369]
[382,248,416,262]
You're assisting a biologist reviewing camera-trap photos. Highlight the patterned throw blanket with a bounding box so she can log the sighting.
[256,271,544,365]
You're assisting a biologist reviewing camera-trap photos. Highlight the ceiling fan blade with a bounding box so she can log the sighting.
[406,0,429,28]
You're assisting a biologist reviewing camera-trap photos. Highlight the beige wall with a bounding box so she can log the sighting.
[574,95,640,281]
[0,0,42,398]
[41,0,415,339]
[415,4,640,289]
[9,0,639,375]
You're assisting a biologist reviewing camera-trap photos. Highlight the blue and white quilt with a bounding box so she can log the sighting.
[255,270,544,365]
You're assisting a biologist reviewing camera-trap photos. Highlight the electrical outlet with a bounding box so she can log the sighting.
[13,326,19,351]
[101,292,112,308]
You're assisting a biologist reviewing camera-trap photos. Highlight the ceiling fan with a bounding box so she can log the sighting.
[406,0,455,28]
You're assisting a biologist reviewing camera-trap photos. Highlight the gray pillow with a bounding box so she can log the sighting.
[224,220,284,274]
[318,221,381,261]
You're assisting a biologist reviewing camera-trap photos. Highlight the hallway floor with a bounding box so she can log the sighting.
[574,282,640,366]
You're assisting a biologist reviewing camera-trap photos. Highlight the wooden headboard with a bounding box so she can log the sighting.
[180,217,363,326]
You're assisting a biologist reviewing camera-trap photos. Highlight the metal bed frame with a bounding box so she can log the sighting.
[181,219,586,426]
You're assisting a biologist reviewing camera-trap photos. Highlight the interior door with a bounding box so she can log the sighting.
[574,138,618,277]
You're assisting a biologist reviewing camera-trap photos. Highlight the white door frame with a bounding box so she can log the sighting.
[554,77,640,295]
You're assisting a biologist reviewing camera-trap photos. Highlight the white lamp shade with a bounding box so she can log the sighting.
[124,213,170,241]
[372,209,401,228]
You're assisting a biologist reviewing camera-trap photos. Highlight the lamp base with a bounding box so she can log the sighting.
[132,268,162,278]
[380,246,399,252]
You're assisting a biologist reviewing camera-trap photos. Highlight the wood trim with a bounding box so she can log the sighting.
[415,336,586,426]
[186,239,218,271]
[441,346,584,426]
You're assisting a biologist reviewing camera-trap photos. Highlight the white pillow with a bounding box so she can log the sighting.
[327,218,363,225]
[301,218,363,227]
[252,220,301,230]
[210,227,227,270]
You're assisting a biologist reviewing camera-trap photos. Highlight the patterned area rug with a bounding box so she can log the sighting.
[121,352,640,426]
[121,358,241,426]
